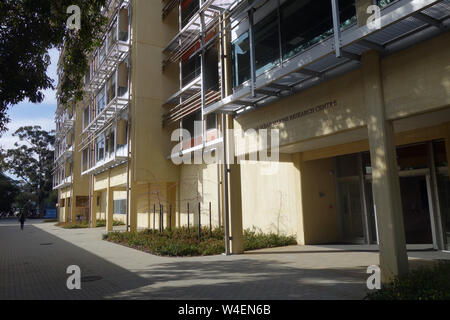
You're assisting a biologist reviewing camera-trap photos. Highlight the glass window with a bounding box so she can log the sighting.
[182,54,201,87]
[337,154,360,177]
[397,143,428,171]
[280,0,356,60]
[118,8,129,42]
[113,199,127,214]
[96,137,105,162]
[377,0,398,9]
[106,73,116,104]
[181,0,199,28]
[254,10,280,76]
[433,140,448,168]
[96,87,106,115]
[231,32,250,88]
[83,107,90,129]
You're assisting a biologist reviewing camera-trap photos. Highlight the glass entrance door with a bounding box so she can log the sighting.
[338,179,365,243]
[400,175,433,244]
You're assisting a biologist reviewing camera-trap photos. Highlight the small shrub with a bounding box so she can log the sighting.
[366,261,450,300]
[95,220,125,228]
[104,226,296,257]
[55,221,89,229]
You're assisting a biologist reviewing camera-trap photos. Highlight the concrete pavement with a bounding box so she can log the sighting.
[0,219,448,300]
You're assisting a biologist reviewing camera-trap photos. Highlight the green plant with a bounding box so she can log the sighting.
[104,226,297,257]
[95,220,125,228]
[366,261,450,300]
[55,221,89,229]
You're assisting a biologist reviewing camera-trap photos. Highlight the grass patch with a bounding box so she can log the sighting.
[103,227,297,257]
[56,219,125,229]
[366,261,450,300]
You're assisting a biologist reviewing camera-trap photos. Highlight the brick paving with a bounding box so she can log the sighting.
[0,219,448,300]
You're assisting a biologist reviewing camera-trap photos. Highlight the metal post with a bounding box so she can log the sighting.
[200,10,207,147]
[331,0,342,58]
[248,9,256,97]
[222,115,231,255]
[198,202,201,241]
[153,204,156,232]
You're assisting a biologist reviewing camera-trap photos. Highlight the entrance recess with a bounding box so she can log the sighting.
[335,141,448,248]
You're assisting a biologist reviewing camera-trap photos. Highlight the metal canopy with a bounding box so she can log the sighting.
[204,0,450,116]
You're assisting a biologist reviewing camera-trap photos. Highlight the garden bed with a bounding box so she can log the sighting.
[56,219,125,229]
[366,261,450,300]
[103,227,297,257]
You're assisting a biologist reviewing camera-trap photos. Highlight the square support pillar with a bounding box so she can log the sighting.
[128,170,138,232]
[362,50,408,283]
[106,173,114,232]
[90,191,98,228]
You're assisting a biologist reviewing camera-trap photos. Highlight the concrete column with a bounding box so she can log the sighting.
[225,115,244,254]
[128,173,138,232]
[64,198,69,222]
[356,0,373,27]
[90,191,98,228]
[362,50,408,283]
[106,173,114,232]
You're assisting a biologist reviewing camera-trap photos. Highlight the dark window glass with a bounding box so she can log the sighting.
[337,154,359,177]
[397,143,428,171]
[280,0,356,60]
[206,113,217,131]
[377,0,398,8]
[254,10,280,76]
[433,140,448,168]
[182,0,199,28]
[182,54,201,87]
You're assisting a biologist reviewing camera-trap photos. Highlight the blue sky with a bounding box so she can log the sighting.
[0,48,60,150]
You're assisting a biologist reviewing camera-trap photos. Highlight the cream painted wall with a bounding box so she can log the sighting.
[132,0,179,184]
[178,164,220,228]
[240,153,302,239]
[383,33,450,120]
[234,69,367,151]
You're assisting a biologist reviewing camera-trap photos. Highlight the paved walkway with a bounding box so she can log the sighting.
[0,219,449,300]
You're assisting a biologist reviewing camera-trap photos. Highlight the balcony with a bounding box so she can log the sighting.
[53,176,73,190]
[54,145,74,165]
[82,144,128,176]
[203,0,450,115]
[86,1,130,93]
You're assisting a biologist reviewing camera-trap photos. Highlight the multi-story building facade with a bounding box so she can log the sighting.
[55,0,450,282]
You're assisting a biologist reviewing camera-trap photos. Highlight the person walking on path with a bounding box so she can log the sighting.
[18,200,32,231]
[19,211,26,231]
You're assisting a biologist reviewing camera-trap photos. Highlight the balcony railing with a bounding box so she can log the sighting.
[53,176,73,190]
[82,143,128,176]
[54,145,74,165]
